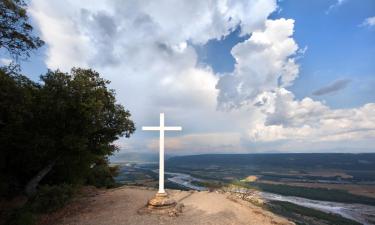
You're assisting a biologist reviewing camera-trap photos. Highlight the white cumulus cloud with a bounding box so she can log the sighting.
[248,88,375,147]
[29,0,375,153]
[216,18,299,109]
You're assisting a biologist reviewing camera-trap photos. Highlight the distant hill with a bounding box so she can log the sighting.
[110,152,174,163]
[110,152,158,163]
[166,153,375,171]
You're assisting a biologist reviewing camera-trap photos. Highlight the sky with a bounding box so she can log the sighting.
[2,0,375,154]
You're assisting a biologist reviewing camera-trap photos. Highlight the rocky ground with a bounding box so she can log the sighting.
[38,186,293,225]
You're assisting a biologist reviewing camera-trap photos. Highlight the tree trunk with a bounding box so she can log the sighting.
[24,160,57,197]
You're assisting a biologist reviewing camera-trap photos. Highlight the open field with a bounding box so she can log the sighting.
[258,180,375,198]
[166,153,375,184]
[267,200,363,225]
[238,182,375,206]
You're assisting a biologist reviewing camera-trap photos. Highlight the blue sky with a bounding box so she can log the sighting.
[196,0,375,109]
[277,0,375,109]
[4,0,375,153]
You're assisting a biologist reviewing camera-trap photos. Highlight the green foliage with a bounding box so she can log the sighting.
[164,181,191,191]
[0,0,44,59]
[268,200,361,225]
[230,180,254,188]
[0,68,135,197]
[86,159,120,188]
[191,180,223,190]
[4,184,74,225]
[29,184,75,213]
[6,207,36,225]
[0,70,40,196]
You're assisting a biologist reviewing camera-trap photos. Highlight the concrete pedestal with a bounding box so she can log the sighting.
[147,192,176,209]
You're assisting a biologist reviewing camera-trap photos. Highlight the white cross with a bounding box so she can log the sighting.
[142,113,182,194]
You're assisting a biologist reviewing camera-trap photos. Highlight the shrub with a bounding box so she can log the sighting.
[86,163,119,188]
[29,184,75,213]
[6,208,36,225]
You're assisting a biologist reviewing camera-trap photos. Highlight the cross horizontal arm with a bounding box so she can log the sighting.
[142,126,160,131]
[164,126,182,131]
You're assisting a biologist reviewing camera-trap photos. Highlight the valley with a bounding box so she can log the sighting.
[113,153,375,225]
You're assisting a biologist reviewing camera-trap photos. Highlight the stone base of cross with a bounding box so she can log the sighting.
[147,192,176,209]
[142,113,182,209]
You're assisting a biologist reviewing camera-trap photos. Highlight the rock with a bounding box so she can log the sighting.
[167,204,184,217]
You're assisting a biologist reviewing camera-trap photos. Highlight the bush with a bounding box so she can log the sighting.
[29,184,75,213]
[86,163,119,188]
[4,184,75,225]
[6,208,36,225]
[191,180,223,191]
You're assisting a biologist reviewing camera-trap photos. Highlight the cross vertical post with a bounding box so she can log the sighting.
[142,113,182,195]
[159,113,165,193]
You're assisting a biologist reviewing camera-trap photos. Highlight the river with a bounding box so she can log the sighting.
[165,171,208,191]
[166,171,375,225]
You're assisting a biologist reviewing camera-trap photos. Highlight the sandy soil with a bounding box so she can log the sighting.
[38,186,293,225]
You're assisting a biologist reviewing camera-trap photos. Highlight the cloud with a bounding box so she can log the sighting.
[29,0,375,153]
[30,0,277,70]
[216,18,299,110]
[29,0,277,151]
[326,0,348,14]
[312,79,351,96]
[248,88,375,144]
[360,16,375,27]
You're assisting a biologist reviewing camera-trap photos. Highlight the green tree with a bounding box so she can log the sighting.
[0,0,44,59]
[0,69,39,196]
[0,68,135,197]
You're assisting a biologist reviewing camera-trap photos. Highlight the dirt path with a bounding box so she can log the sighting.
[39,186,293,225]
